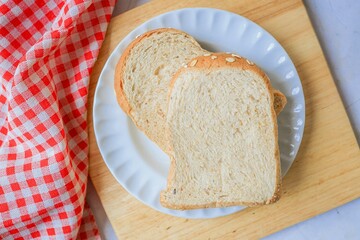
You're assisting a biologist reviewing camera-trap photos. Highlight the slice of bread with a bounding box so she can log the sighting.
[114,28,207,150]
[114,28,287,152]
[160,53,281,209]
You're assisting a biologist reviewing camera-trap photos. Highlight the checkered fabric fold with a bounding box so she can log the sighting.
[0,0,115,238]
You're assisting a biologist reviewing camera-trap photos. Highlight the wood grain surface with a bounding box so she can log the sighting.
[88,0,360,238]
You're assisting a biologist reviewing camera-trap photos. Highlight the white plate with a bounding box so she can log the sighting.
[93,8,305,219]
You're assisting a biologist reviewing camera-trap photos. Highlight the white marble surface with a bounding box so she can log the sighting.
[88,0,360,238]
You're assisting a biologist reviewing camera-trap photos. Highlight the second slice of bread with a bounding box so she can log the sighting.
[114,28,207,151]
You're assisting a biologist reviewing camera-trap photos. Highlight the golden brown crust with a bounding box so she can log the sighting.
[162,53,282,209]
[273,89,287,115]
[169,53,274,87]
[160,197,278,210]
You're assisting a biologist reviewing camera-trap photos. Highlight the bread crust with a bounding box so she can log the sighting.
[273,89,287,115]
[162,53,282,209]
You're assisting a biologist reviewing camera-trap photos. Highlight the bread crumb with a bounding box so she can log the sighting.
[211,56,217,60]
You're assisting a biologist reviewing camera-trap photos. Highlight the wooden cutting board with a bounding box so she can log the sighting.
[88,0,360,238]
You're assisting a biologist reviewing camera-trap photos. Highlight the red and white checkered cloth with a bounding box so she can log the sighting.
[0,0,115,238]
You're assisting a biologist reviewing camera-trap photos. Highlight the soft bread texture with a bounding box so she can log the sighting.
[160,53,281,209]
[114,28,207,150]
[114,28,286,152]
